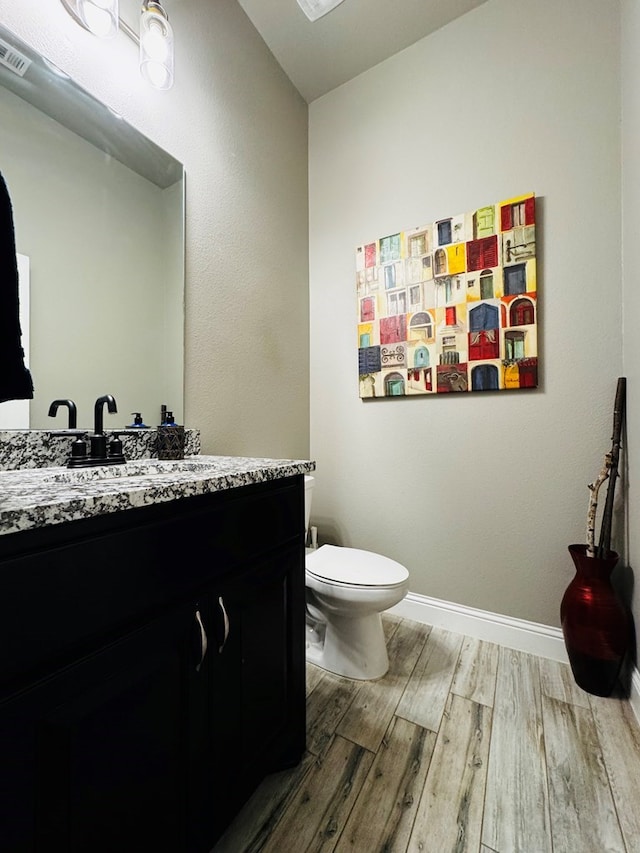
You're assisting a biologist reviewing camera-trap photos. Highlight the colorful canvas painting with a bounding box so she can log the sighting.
[356,193,538,398]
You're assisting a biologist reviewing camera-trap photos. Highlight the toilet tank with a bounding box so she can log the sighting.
[304,475,315,537]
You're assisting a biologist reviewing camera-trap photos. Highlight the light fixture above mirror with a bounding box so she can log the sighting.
[60,0,119,39]
[139,1,174,90]
[296,0,346,22]
[60,0,174,90]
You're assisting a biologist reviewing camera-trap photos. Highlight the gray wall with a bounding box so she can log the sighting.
[622,0,639,666]
[0,0,310,459]
[308,0,623,629]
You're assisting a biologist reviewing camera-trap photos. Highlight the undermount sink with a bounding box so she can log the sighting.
[43,458,219,484]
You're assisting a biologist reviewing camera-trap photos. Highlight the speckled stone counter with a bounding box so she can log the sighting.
[0,429,201,470]
[0,455,315,536]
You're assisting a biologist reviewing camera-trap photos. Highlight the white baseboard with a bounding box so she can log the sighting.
[390,591,640,725]
[389,592,569,661]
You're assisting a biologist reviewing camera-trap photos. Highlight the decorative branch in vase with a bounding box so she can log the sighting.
[561,377,632,696]
[595,376,626,558]
[586,453,611,557]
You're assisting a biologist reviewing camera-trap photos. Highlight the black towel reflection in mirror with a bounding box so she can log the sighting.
[0,169,33,404]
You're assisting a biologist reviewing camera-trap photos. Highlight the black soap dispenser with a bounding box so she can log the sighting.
[157,407,184,460]
[127,412,148,428]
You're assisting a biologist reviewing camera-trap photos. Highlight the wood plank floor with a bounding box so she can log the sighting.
[212,614,640,853]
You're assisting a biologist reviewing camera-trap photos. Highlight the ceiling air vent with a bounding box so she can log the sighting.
[296,0,346,22]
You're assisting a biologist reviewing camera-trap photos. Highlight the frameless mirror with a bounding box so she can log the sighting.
[0,22,184,430]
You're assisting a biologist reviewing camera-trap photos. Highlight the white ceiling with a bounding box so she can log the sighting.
[236,0,490,102]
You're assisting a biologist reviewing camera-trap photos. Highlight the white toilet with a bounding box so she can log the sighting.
[303,475,409,680]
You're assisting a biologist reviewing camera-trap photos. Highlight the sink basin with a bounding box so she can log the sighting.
[43,458,220,484]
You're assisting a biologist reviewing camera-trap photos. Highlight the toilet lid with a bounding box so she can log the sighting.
[306,544,409,587]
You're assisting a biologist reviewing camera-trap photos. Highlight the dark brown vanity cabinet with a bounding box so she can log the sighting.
[0,475,306,852]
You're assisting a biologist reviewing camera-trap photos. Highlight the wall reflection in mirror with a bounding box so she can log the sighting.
[0,22,184,431]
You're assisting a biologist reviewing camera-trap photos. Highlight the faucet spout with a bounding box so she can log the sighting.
[48,399,77,429]
[94,394,117,435]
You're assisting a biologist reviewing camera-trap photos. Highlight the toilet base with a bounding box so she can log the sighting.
[305,611,389,680]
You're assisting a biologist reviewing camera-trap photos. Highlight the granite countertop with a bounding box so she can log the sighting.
[0,455,315,536]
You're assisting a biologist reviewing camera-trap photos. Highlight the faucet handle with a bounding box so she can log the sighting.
[107,432,125,463]
[70,432,89,458]
[65,431,90,467]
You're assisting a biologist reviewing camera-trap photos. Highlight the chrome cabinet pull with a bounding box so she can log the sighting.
[218,596,229,653]
[195,608,208,671]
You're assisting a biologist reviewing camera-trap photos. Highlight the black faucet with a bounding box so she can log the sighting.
[93,394,117,436]
[62,394,125,468]
[90,395,118,460]
[48,399,77,429]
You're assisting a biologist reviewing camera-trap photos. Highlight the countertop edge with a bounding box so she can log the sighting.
[0,456,316,537]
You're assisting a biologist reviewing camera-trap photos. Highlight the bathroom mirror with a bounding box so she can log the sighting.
[0,22,184,431]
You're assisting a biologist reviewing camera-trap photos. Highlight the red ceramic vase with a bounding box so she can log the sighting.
[560,544,630,696]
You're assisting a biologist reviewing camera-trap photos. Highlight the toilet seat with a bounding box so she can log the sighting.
[306,544,409,588]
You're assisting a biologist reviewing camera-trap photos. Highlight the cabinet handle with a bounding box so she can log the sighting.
[195,608,208,672]
[218,596,230,653]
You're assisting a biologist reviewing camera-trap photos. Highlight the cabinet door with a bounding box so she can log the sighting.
[235,544,305,774]
[203,543,306,845]
[0,606,194,853]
